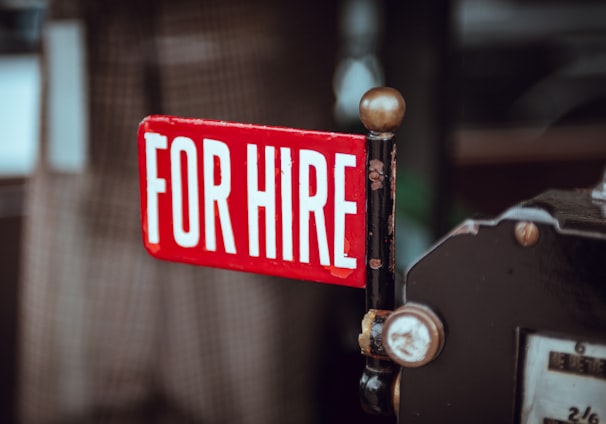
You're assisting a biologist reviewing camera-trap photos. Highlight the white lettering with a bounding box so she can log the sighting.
[334,153,357,269]
[145,132,167,244]
[145,129,363,273]
[247,144,276,258]
[299,150,329,265]
[170,137,200,247]
[203,138,236,253]
[280,148,293,261]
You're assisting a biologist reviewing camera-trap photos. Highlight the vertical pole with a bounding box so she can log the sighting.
[358,87,405,415]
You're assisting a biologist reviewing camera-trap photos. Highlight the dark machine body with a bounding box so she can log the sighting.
[398,188,606,423]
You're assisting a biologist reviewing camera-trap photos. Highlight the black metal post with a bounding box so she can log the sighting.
[358,87,405,415]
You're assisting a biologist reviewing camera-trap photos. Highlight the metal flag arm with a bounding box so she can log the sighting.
[357,87,447,417]
[357,87,404,416]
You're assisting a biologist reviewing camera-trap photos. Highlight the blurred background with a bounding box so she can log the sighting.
[1,0,605,422]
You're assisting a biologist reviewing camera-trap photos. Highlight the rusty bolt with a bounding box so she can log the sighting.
[514,221,539,247]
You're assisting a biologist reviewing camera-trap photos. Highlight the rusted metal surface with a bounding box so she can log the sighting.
[358,309,392,359]
[358,87,405,416]
[364,111,399,314]
[369,159,385,190]
[369,259,383,270]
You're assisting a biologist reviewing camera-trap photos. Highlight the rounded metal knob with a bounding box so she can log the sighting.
[382,303,445,368]
[359,87,406,133]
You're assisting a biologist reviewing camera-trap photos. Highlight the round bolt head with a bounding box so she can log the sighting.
[359,87,406,133]
[382,303,444,368]
[514,221,539,247]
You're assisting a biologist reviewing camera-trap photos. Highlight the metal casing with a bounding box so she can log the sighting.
[399,189,606,422]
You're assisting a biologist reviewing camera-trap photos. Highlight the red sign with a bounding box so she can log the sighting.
[138,116,367,288]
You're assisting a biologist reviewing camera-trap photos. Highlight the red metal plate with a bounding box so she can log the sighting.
[138,116,367,288]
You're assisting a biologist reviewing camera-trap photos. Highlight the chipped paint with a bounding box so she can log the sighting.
[369,159,385,190]
[390,146,397,197]
[369,258,383,269]
[449,220,480,236]
[326,265,355,279]
[358,309,392,358]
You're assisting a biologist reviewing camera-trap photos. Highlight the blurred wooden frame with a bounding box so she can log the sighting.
[453,124,606,165]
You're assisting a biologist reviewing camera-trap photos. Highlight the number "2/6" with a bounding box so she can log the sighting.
[569,406,600,424]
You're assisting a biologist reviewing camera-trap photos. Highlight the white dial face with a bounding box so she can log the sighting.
[385,315,432,364]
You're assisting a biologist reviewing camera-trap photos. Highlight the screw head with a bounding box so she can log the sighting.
[514,221,539,247]
[575,341,586,354]
[382,303,444,368]
[359,87,406,133]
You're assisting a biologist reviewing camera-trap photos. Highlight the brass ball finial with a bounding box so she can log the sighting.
[359,87,406,133]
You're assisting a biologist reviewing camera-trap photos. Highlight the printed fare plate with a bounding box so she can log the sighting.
[138,116,367,288]
[518,331,606,424]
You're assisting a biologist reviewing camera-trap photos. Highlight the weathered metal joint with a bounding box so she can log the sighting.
[359,309,392,359]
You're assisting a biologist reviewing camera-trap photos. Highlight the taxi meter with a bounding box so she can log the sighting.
[396,188,606,423]
[138,87,606,422]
